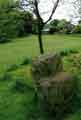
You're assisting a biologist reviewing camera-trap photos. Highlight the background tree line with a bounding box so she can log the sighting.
[0,2,34,43]
[49,19,81,34]
[0,1,81,43]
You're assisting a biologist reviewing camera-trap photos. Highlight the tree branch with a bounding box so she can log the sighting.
[44,0,60,24]
[34,0,44,24]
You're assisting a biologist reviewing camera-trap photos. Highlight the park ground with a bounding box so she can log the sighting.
[0,34,81,120]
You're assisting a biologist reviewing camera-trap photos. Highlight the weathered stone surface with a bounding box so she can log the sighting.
[37,72,75,105]
[32,53,77,113]
[32,53,63,81]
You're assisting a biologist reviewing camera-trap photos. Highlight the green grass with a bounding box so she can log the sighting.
[0,79,34,120]
[0,34,81,120]
[0,34,81,73]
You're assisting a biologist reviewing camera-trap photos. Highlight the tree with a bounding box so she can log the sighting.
[72,0,81,20]
[16,0,60,54]
[0,1,34,42]
[49,19,73,34]
[72,23,81,33]
[49,19,59,33]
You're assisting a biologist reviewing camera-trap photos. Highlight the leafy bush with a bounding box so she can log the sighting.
[60,49,78,57]
[6,58,32,72]
[0,72,12,81]
[21,57,32,66]
[49,27,59,34]
[0,34,10,43]
[13,78,33,93]
[6,64,19,72]
[68,53,81,70]
[0,3,34,42]
[69,49,78,54]
[14,80,28,92]
[72,24,81,34]
[60,49,69,56]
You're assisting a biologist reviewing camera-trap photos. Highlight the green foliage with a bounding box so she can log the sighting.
[6,64,19,72]
[21,57,32,66]
[67,53,81,71]
[13,79,33,93]
[60,49,78,57]
[0,34,10,43]
[0,72,34,120]
[1,11,33,37]
[50,19,60,27]
[0,35,81,120]
[0,2,34,42]
[49,19,74,34]
[57,19,67,30]
[6,58,32,72]
[0,72,12,81]
[49,27,59,34]
[72,24,81,33]
[0,34,81,73]
[49,19,60,34]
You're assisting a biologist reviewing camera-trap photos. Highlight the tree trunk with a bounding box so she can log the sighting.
[38,29,44,54]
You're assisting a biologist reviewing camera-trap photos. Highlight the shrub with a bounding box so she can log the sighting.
[49,27,59,34]
[60,49,78,57]
[0,4,34,41]
[21,57,32,66]
[0,72,12,81]
[0,34,10,43]
[69,49,78,54]
[72,24,81,34]
[12,78,34,93]
[69,54,81,69]
[14,80,27,92]
[60,50,69,56]
[6,64,19,72]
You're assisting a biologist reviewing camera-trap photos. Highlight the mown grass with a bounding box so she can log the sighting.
[0,34,81,120]
[0,34,81,73]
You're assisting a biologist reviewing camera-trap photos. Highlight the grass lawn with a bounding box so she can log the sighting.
[0,34,81,73]
[0,34,81,120]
